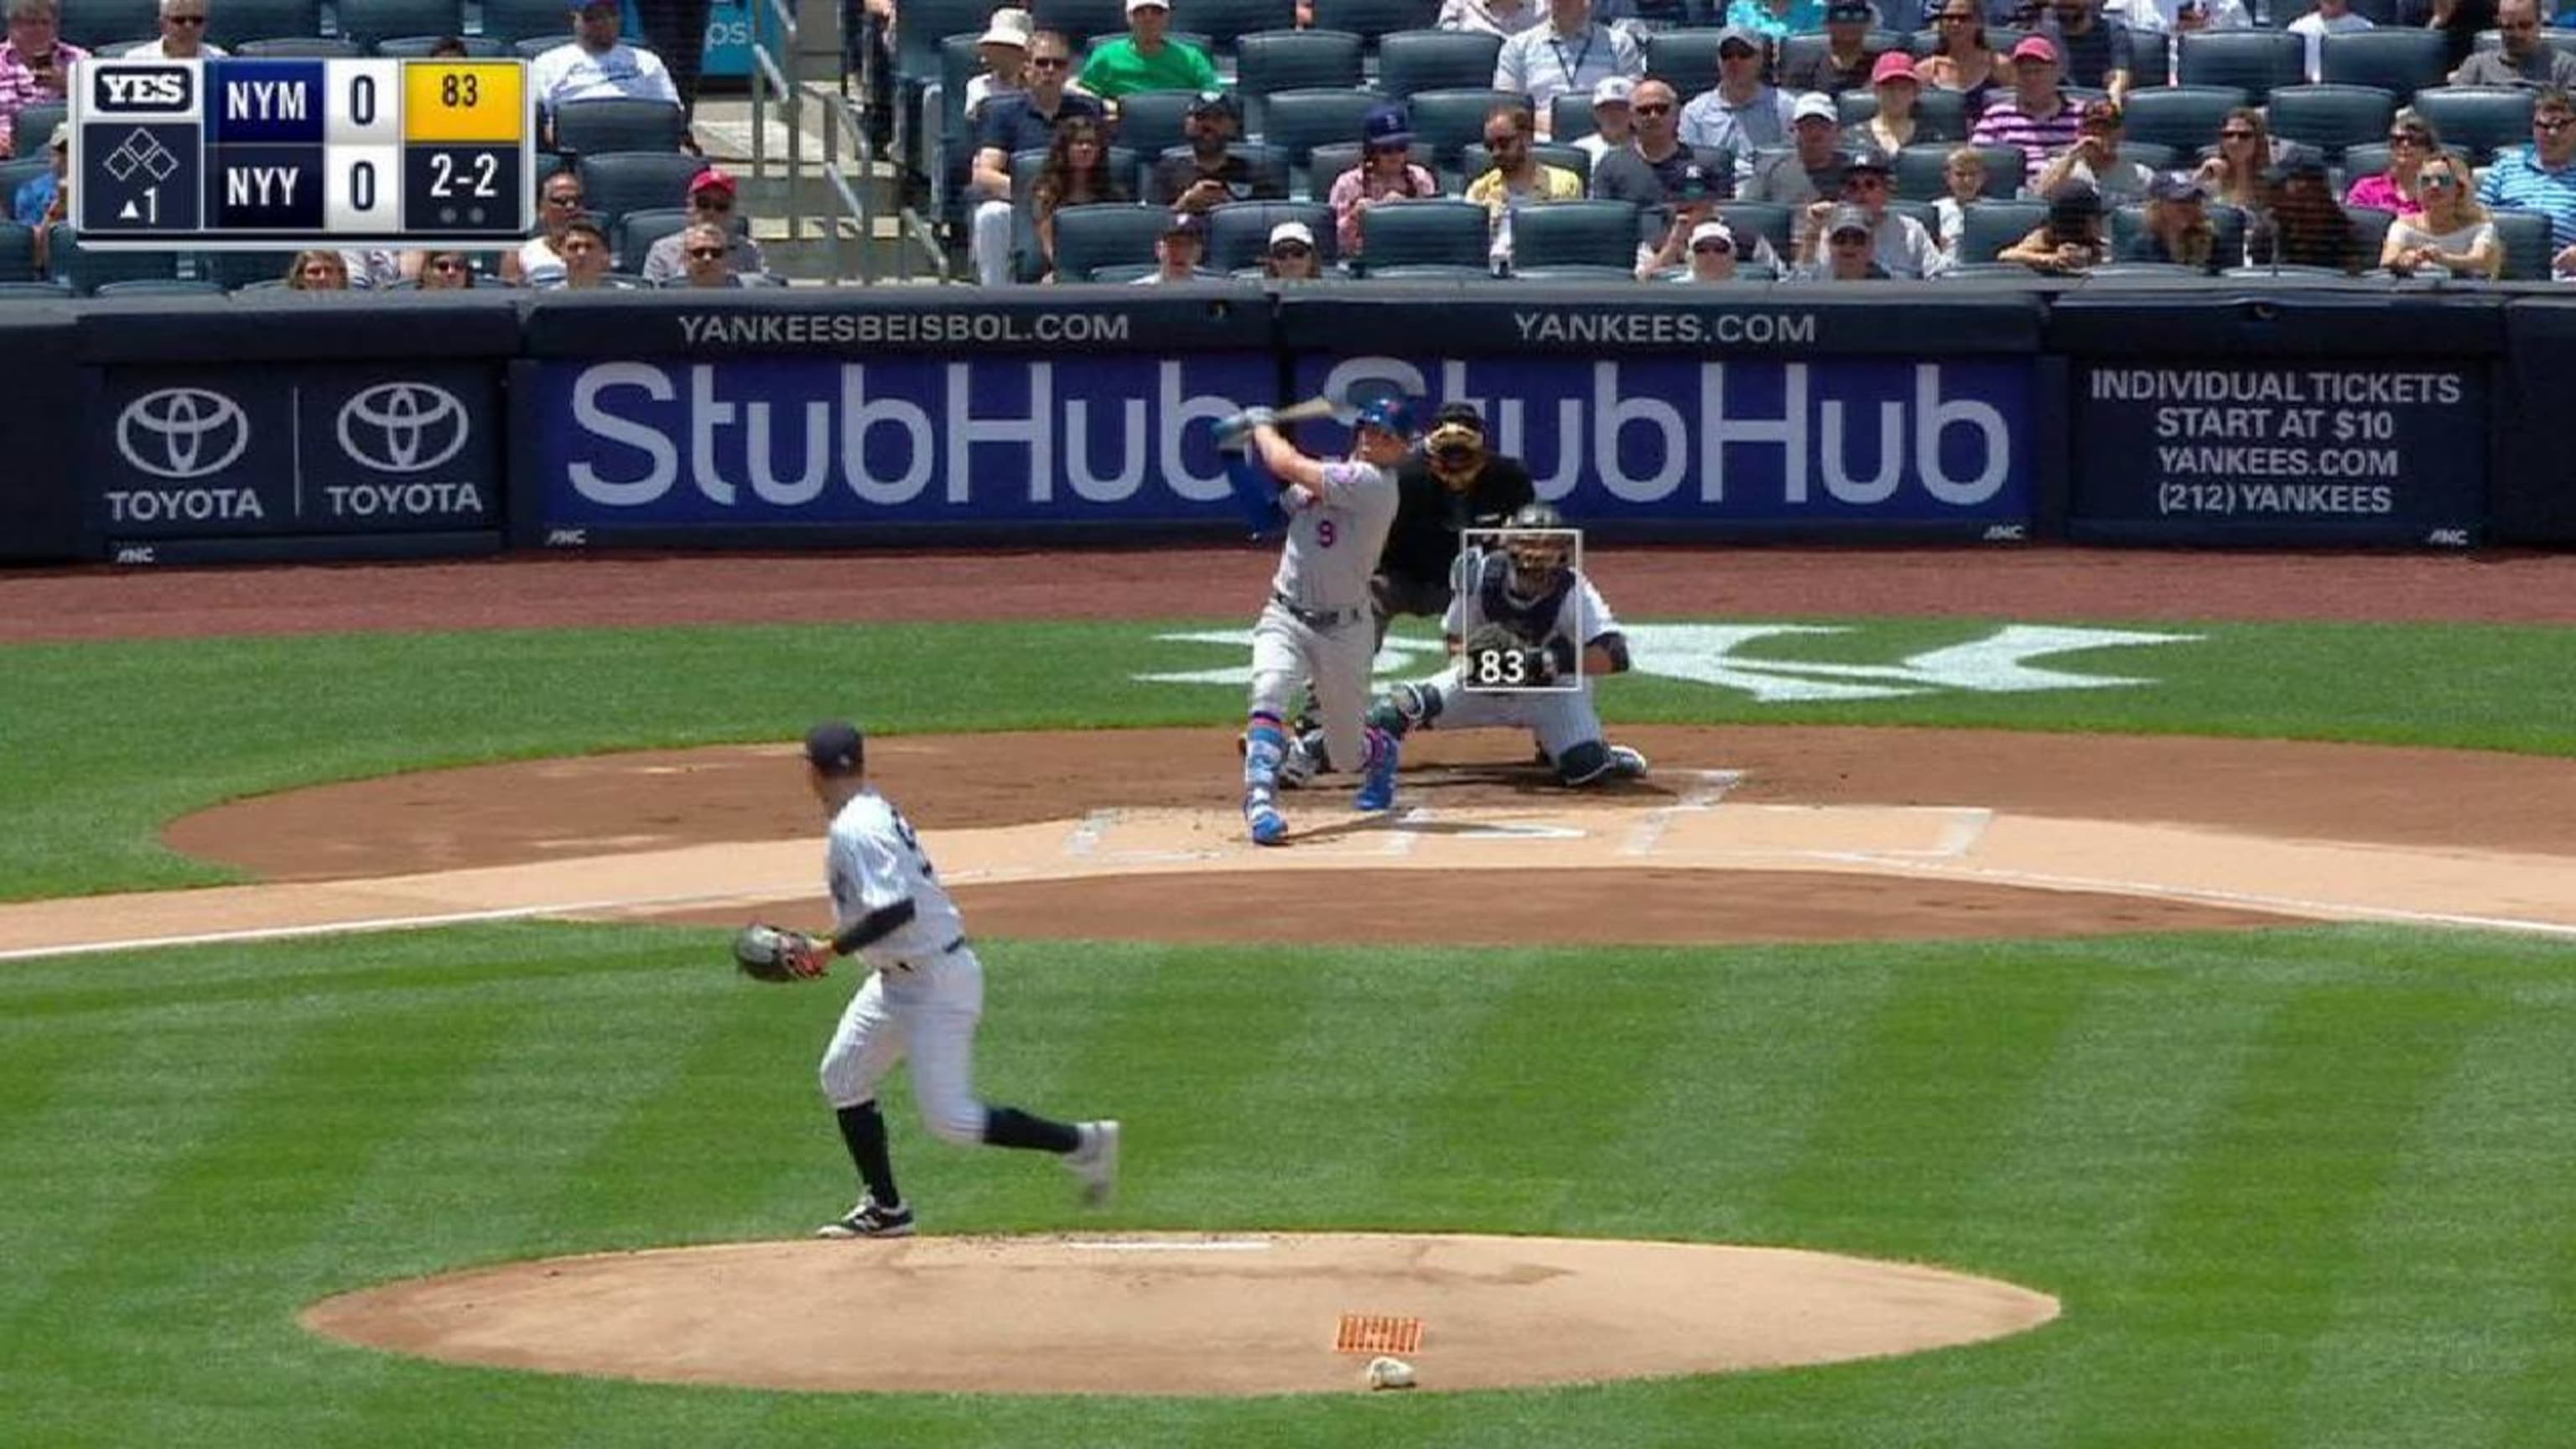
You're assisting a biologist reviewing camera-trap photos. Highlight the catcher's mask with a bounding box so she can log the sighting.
[1425,410,1487,490]
[1502,502,1571,596]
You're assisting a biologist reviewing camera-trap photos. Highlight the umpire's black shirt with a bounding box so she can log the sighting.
[1379,456,1539,588]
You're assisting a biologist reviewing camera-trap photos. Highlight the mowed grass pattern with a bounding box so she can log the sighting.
[4,922,2575,1447]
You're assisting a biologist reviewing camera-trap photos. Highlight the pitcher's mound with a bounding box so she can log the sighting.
[303,1233,2059,1395]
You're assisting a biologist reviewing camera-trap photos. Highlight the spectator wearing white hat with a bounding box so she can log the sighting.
[963,8,1033,123]
[1635,172,1782,274]
[1438,0,1547,35]
[1078,0,1218,103]
[1745,91,1855,206]
[1670,216,1748,281]
[1465,101,1583,267]
[1574,75,1633,165]
[969,29,1104,285]
[1494,0,1642,140]
[1263,220,1323,279]
[1679,28,1795,182]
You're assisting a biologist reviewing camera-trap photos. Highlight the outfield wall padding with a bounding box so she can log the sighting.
[4,283,2568,564]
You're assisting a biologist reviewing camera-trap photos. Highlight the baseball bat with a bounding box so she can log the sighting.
[1270,395,1339,424]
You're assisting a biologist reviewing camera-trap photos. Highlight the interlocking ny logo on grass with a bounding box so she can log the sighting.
[1136,624,2199,703]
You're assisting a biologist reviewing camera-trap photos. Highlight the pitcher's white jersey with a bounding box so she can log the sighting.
[824,789,966,968]
[1270,460,1400,611]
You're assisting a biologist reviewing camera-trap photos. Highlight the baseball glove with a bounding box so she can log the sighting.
[734,923,828,983]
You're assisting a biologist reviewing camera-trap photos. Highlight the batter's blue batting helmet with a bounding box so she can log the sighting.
[1353,394,1422,441]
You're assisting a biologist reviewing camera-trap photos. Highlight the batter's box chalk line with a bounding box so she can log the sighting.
[1335,1313,1426,1354]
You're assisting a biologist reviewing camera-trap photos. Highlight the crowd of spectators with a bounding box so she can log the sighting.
[10,0,2576,292]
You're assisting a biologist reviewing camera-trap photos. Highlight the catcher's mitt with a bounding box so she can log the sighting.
[734,923,828,983]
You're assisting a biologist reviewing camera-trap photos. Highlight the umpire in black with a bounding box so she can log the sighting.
[1372,401,1537,648]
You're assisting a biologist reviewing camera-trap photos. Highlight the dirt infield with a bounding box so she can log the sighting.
[15,544,2575,1394]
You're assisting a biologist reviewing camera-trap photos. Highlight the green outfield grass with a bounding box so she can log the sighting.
[1,922,2572,1448]
[7,615,2576,901]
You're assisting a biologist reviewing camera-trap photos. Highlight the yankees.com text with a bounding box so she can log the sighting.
[1513,309,1819,348]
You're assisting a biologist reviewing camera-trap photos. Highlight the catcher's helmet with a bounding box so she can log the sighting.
[1502,501,1571,595]
[1353,394,1423,442]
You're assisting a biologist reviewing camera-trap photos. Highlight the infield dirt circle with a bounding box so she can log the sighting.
[13,548,2576,1395]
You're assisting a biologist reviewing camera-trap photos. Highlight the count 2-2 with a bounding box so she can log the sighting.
[428,151,500,198]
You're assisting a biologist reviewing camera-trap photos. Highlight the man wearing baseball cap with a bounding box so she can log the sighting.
[1782,1,1893,96]
[969,28,1102,285]
[1078,0,1217,102]
[531,0,682,130]
[1671,217,1746,282]
[1147,89,1288,213]
[1574,75,1633,165]
[641,167,770,284]
[1807,203,1893,280]
[1134,210,1209,283]
[961,7,1033,123]
[2035,97,2153,203]
[1971,34,2081,187]
[1746,91,1855,205]
[1679,28,1795,182]
[1795,153,1946,276]
[1493,0,1643,140]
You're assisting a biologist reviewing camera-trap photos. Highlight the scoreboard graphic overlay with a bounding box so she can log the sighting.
[73,58,534,248]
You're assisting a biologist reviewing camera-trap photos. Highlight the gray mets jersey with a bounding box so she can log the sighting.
[1270,459,1401,613]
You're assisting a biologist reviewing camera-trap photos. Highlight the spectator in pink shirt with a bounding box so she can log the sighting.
[1328,103,1443,258]
[2343,109,2435,218]
[0,0,90,160]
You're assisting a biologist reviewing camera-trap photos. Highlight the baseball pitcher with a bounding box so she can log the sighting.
[1368,502,1651,787]
[1216,396,1419,845]
[743,721,1119,1239]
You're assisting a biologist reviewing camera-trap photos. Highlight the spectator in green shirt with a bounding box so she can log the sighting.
[1078,0,1219,102]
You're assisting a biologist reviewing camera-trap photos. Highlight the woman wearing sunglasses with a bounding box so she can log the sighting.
[2381,149,2501,279]
[415,251,475,290]
[1915,1,2001,118]
[2343,111,2433,217]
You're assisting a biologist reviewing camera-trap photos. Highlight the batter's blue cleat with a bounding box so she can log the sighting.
[1247,802,1288,845]
[1354,746,1400,813]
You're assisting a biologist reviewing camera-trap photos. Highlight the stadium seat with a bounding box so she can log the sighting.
[2174,31,2305,105]
[1234,29,1365,129]
[203,0,321,51]
[2264,84,2398,163]
[1834,87,1970,142]
[2339,140,2395,180]
[2107,202,2246,269]
[0,156,48,207]
[2409,86,2538,164]
[2272,0,2402,20]
[0,279,70,298]
[0,221,36,283]
[1008,143,1141,278]
[13,103,67,161]
[1354,198,1491,270]
[1113,89,1204,160]
[2492,208,2555,281]
[94,278,226,296]
[376,34,507,56]
[574,151,709,226]
[2117,86,2250,155]
[1507,199,1638,270]
[882,0,991,80]
[1714,200,1795,257]
[2130,27,2174,88]
[1776,31,1908,87]
[1457,140,1591,187]
[1511,262,1643,281]
[1051,203,1176,280]
[1955,199,2049,262]
[1643,28,1734,91]
[56,0,158,49]
[1179,0,1301,49]
[2317,29,2451,100]
[1550,92,1597,143]
[1031,0,1130,49]
[41,226,186,295]
[1206,197,1340,267]
[1888,197,1939,235]
[334,0,466,47]
[481,0,581,43]
[236,38,365,57]
[553,98,693,154]
[1311,0,1439,44]
[1891,141,2023,200]
[612,207,692,271]
[1360,262,1499,280]
[1259,86,1388,173]
[1406,89,1527,167]
[1374,29,1503,100]
[1305,139,1436,198]
[198,250,304,290]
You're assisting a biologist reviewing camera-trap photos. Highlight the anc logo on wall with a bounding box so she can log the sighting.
[1135,624,2198,703]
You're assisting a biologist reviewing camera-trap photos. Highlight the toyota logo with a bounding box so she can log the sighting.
[117,387,251,480]
[337,382,471,475]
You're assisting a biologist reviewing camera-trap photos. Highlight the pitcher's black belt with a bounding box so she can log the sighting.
[888,936,967,973]
[1273,592,1367,629]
